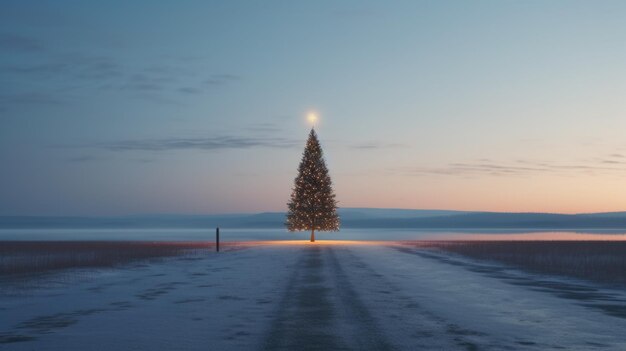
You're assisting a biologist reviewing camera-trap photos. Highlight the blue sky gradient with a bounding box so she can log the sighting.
[2,1,626,215]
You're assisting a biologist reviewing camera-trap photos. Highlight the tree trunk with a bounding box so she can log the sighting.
[310,228,315,242]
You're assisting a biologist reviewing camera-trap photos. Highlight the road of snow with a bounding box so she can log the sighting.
[1,242,626,350]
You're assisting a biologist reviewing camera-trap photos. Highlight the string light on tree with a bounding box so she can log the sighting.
[286,113,340,242]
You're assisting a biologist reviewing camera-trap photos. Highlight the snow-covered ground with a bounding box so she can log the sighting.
[1,241,626,350]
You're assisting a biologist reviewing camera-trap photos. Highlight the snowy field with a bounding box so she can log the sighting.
[2,241,626,350]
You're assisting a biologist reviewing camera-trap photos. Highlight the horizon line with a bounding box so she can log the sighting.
[2,207,626,218]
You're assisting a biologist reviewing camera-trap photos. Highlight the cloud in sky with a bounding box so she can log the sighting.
[244,122,283,133]
[2,55,122,79]
[1,43,240,109]
[84,135,300,152]
[172,73,241,95]
[0,33,43,52]
[62,129,409,156]
[400,155,626,177]
[349,141,408,150]
[178,87,201,94]
[204,74,241,86]
[0,92,65,106]
[67,155,102,163]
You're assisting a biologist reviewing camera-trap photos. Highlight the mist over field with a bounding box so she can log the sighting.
[4,208,626,230]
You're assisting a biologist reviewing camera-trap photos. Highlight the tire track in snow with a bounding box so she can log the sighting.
[261,246,346,350]
[324,247,395,350]
[261,245,395,351]
[335,246,489,351]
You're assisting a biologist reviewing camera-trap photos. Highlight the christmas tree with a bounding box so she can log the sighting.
[286,128,340,242]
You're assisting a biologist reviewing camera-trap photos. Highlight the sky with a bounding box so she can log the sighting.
[2,0,626,216]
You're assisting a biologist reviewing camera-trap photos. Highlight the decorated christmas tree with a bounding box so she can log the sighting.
[286,128,340,242]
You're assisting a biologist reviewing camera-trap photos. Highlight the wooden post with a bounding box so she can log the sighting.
[216,227,220,252]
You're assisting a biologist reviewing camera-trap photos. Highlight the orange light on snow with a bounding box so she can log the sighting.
[235,240,392,247]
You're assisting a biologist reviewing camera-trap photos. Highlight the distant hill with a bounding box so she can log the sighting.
[338,208,465,219]
[343,212,626,229]
[2,208,626,229]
